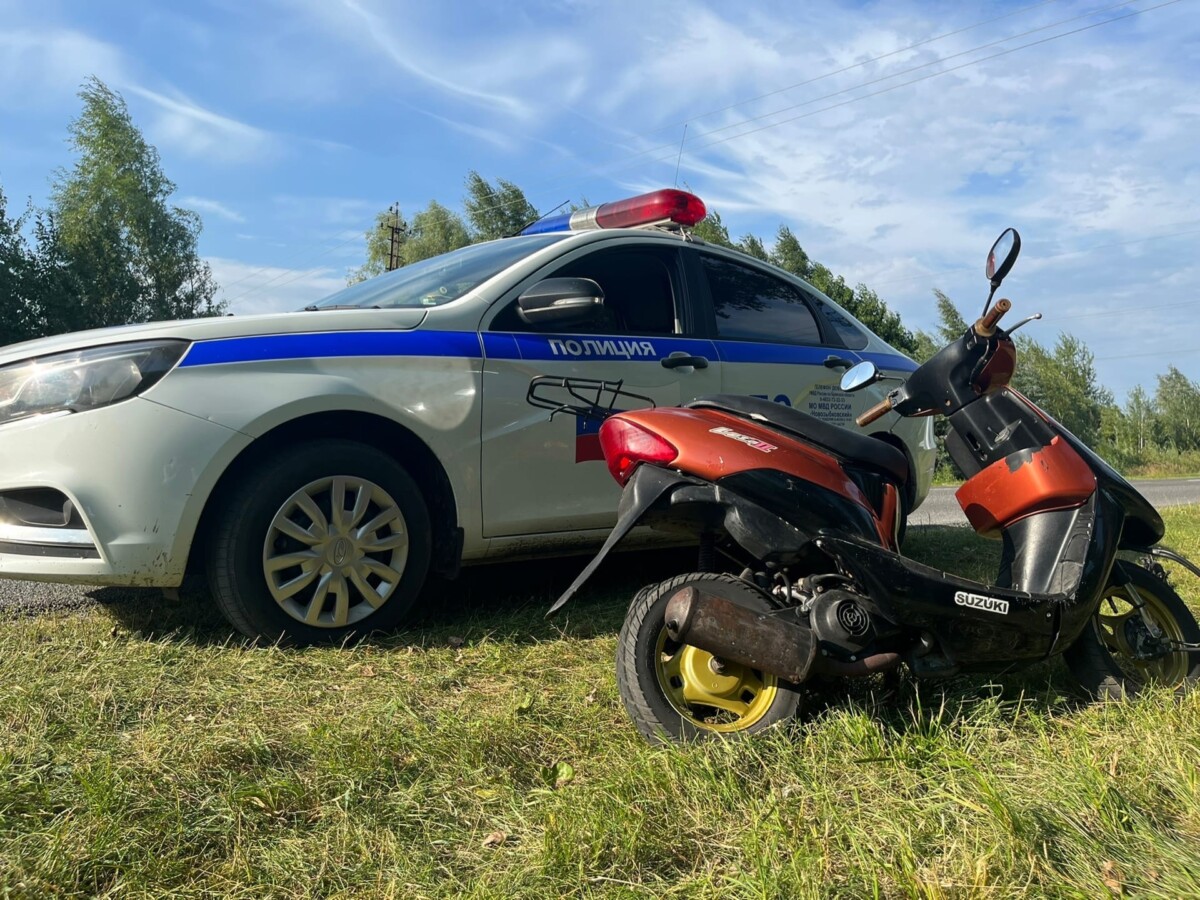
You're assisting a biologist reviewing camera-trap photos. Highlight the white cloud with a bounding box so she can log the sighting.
[411,108,516,152]
[323,0,531,118]
[270,195,379,232]
[124,85,278,164]
[181,196,246,223]
[0,29,125,108]
[209,257,346,317]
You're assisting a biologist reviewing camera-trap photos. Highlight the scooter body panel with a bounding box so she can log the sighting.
[956,434,1097,536]
[614,406,899,548]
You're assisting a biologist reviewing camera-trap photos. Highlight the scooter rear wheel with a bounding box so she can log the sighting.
[1065,564,1200,700]
[616,572,802,744]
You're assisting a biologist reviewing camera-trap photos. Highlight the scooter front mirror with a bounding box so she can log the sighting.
[986,228,1021,287]
[840,361,880,392]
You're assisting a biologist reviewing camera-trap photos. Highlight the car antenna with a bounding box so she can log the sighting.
[673,123,687,188]
[509,200,570,238]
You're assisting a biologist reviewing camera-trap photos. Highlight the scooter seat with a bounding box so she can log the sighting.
[686,394,910,485]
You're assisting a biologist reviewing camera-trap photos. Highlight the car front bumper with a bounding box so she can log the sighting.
[0,397,250,586]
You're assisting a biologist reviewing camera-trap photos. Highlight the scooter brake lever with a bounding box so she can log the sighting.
[1005,312,1042,334]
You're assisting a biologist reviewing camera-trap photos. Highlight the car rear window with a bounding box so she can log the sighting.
[699,253,822,345]
[809,293,870,350]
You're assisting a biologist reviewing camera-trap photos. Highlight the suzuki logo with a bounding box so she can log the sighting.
[953,590,1010,615]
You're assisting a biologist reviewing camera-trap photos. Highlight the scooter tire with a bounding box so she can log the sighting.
[616,572,803,744]
[1064,564,1200,700]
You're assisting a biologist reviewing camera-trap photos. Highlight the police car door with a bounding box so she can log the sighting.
[690,250,876,430]
[480,242,720,538]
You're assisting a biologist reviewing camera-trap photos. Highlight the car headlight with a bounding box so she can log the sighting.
[0,340,190,427]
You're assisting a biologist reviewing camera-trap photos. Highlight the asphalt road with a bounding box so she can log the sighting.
[3,478,1200,617]
[909,477,1200,527]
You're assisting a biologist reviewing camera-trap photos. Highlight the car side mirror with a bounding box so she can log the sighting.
[840,361,880,392]
[517,278,605,327]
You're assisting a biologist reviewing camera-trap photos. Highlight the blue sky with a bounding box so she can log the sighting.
[1,0,1197,400]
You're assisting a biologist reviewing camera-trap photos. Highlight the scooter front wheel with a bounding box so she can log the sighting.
[616,572,802,744]
[1065,564,1200,700]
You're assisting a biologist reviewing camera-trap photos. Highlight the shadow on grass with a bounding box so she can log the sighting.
[94,546,700,648]
[73,531,1097,729]
[796,658,1089,743]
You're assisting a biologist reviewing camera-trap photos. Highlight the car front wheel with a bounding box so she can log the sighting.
[207,439,431,644]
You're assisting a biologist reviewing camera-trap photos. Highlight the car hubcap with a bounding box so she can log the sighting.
[654,628,778,732]
[263,475,409,628]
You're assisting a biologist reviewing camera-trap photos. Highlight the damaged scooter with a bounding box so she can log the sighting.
[529,228,1200,743]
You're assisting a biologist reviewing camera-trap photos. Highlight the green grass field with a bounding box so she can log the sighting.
[3,508,1200,898]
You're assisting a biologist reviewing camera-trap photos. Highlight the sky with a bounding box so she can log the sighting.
[0,0,1197,401]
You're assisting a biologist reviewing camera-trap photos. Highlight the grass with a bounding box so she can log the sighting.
[931,450,1200,487]
[2,509,1200,898]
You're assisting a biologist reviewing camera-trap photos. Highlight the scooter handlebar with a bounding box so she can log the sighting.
[856,396,893,427]
[974,298,1012,337]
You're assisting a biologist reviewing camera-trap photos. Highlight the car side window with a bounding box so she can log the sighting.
[492,247,679,335]
[699,253,822,345]
[808,292,870,350]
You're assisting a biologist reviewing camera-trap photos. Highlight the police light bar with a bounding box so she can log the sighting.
[521,189,707,235]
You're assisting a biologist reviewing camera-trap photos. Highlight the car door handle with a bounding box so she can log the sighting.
[661,353,709,370]
[823,355,854,370]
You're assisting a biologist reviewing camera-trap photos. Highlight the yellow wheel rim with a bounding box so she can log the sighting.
[1096,581,1190,685]
[654,627,779,733]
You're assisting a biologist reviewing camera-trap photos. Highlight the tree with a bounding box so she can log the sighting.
[736,233,769,262]
[914,290,969,361]
[401,201,470,266]
[1154,366,1200,452]
[842,283,918,356]
[1014,333,1112,447]
[769,226,810,279]
[464,172,537,241]
[691,211,733,248]
[1120,385,1159,455]
[348,206,408,285]
[48,77,223,332]
[0,187,38,346]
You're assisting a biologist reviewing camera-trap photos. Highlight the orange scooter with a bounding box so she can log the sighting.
[531,229,1200,744]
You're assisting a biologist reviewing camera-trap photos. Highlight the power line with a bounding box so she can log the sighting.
[869,221,1200,291]
[228,0,1182,306]
[215,226,362,295]
[642,0,1070,136]
[524,0,1147,190]
[672,1,1183,160]
[1096,346,1200,361]
[670,0,1143,154]
[220,228,368,307]
[223,2,1080,303]
[512,0,1176,215]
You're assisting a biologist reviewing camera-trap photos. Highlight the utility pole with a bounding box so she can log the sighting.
[386,202,404,272]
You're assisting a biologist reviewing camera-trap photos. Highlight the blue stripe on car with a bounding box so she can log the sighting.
[493,333,716,361]
[179,331,484,367]
[856,351,919,373]
[178,330,918,373]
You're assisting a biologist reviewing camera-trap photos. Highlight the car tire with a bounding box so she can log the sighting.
[207,439,431,645]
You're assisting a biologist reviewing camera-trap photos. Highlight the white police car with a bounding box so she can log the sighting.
[0,190,934,642]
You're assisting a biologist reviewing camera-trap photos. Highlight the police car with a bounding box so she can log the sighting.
[0,189,934,643]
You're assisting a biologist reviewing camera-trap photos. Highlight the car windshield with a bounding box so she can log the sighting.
[305,234,568,310]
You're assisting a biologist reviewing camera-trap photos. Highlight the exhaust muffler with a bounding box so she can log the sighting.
[663,585,817,683]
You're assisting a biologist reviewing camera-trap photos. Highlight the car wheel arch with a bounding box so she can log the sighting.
[186,410,461,584]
